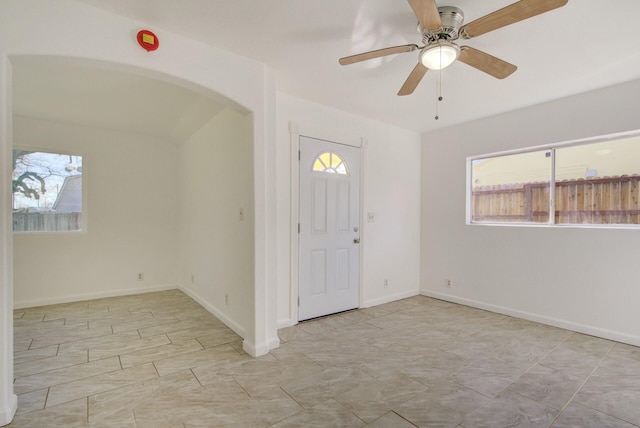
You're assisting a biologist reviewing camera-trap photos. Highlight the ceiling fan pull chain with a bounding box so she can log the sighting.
[435,52,443,120]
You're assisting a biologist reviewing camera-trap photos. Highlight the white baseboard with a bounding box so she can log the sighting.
[13,284,178,309]
[177,285,246,339]
[240,336,277,358]
[421,289,640,347]
[242,339,271,357]
[177,286,278,357]
[277,318,296,329]
[277,289,421,328]
[268,335,280,351]
[0,394,17,426]
[362,289,420,309]
[12,282,278,359]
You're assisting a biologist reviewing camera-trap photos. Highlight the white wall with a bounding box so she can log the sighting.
[13,117,180,307]
[275,93,422,326]
[421,78,640,346]
[0,54,17,426]
[178,108,254,338]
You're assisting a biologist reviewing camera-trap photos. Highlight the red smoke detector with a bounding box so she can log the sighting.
[137,30,159,52]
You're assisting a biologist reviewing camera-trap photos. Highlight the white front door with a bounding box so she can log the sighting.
[299,136,360,321]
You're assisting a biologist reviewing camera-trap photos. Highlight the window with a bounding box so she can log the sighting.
[312,152,349,175]
[555,139,639,225]
[471,150,551,224]
[12,149,83,232]
[468,132,640,227]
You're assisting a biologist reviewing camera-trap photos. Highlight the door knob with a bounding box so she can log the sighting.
[353,238,360,244]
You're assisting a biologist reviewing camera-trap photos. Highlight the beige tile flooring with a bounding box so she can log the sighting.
[9,289,640,427]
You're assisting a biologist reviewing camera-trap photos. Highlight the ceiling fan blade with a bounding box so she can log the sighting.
[339,44,419,66]
[460,0,568,39]
[458,46,517,79]
[407,0,442,31]
[398,63,428,96]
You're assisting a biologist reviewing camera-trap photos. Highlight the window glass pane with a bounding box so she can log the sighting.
[471,150,551,223]
[319,152,332,169]
[330,155,340,169]
[555,138,640,225]
[312,152,349,175]
[12,150,83,232]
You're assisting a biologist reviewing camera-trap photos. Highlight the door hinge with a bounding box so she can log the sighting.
[298,223,300,234]
[298,150,301,161]
[298,296,300,306]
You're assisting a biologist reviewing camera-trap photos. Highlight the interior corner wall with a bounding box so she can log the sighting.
[275,92,422,327]
[420,78,640,346]
[0,54,17,427]
[12,117,180,307]
[178,107,254,338]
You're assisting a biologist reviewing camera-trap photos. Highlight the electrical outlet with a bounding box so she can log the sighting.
[225,293,229,305]
[384,279,389,288]
[446,279,452,288]
[137,273,144,281]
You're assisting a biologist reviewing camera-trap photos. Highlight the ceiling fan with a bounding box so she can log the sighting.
[339,0,568,96]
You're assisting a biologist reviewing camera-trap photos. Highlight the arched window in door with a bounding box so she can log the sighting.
[312,152,349,175]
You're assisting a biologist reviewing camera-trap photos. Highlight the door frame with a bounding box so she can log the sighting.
[288,121,366,326]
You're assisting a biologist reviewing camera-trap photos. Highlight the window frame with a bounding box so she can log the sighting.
[466,129,640,229]
[12,145,87,234]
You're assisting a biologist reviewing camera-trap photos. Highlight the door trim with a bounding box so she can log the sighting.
[287,121,366,327]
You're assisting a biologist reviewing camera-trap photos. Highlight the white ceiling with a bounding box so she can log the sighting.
[27,1,640,134]
[12,60,230,143]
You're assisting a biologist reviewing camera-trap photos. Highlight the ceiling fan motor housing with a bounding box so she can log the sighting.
[421,6,465,43]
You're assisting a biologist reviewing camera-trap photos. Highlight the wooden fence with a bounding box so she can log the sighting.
[472,175,640,224]
[13,212,82,232]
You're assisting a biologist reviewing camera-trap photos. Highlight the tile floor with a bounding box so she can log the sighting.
[9,289,640,427]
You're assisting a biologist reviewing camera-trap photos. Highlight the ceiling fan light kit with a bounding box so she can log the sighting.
[420,41,459,70]
[338,0,569,96]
